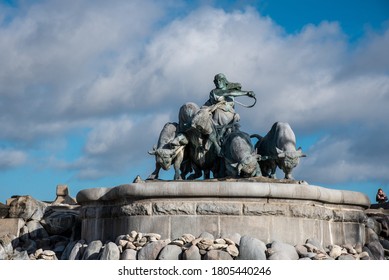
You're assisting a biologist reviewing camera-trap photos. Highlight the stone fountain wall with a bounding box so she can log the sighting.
[76,180,370,247]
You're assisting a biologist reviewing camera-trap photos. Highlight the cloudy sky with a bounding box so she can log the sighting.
[0,0,388,204]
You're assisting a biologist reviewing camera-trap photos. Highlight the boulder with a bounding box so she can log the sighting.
[82,240,103,260]
[8,196,47,221]
[100,242,120,260]
[237,235,266,260]
[137,239,170,260]
[267,241,299,260]
[121,249,137,260]
[158,244,182,260]
[203,250,233,260]
[40,209,79,235]
[68,240,86,260]
[182,244,201,260]
[26,220,49,240]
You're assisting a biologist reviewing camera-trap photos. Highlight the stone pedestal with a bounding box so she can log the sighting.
[76,180,370,247]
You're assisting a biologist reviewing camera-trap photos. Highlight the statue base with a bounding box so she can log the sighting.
[76,178,370,247]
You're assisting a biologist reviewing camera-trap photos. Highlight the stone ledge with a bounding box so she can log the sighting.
[76,180,370,208]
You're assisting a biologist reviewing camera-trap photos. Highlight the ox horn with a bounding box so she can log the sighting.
[148,145,157,155]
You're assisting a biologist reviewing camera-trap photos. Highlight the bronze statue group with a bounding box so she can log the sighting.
[148,73,305,181]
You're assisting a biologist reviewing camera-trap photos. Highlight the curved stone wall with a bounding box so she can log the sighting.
[76,180,370,247]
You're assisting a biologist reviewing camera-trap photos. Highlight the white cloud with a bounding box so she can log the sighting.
[0,2,388,187]
[0,149,27,169]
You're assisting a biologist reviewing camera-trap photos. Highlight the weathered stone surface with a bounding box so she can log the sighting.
[365,228,379,243]
[196,202,241,215]
[337,254,355,260]
[378,216,389,238]
[11,250,29,260]
[237,235,266,260]
[328,245,343,259]
[83,240,103,260]
[61,240,77,260]
[204,250,233,260]
[290,205,333,220]
[100,242,120,260]
[226,244,239,257]
[68,240,86,260]
[8,196,47,221]
[222,233,241,245]
[366,217,382,235]
[198,232,214,240]
[137,239,170,260]
[41,209,78,235]
[267,241,299,260]
[182,244,201,260]
[52,185,77,205]
[358,251,370,260]
[26,220,49,240]
[380,238,389,250]
[243,203,287,216]
[119,203,152,216]
[305,238,325,253]
[157,244,182,260]
[365,240,385,260]
[153,202,195,215]
[19,239,37,254]
[0,234,16,255]
[121,249,137,260]
[0,218,24,238]
[0,244,7,260]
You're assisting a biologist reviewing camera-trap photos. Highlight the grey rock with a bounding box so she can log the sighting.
[115,235,126,245]
[203,250,233,260]
[20,239,37,254]
[83,240,103,260]
[198,232,214,240]
[365,227,380,243]
[68,240,86,260]
[26,220,49,240]
[8,195,47,221]
[0,234,15,256]
[328,245,343,259]
[41,209,78,235]
[0,244,7,260]
[137,239,170,260]
[374,215,389,238]
[267,241,299,260]
[295,244,310,258]
[305,238,325,253]
[61,240,78,260]
[366,217,382,235]
[121,249,137,260]
[365,240,385,260]
[358,251,370,260]
[11,250,30,260]
[379,238,389,250]
[158,244,182,260]
[182,244,201,260]
[337,254,355,260]
[222,233,241,245]
[100,242,120,260]
[237,235,266,260]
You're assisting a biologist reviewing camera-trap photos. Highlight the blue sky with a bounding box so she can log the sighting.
[0,0,388,204]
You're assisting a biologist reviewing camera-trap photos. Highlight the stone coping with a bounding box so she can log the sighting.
[76,180,371,208]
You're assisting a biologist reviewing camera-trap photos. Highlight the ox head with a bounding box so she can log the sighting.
[276,147,306,178]
[231,153,260,178]
[148,146,176,170]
